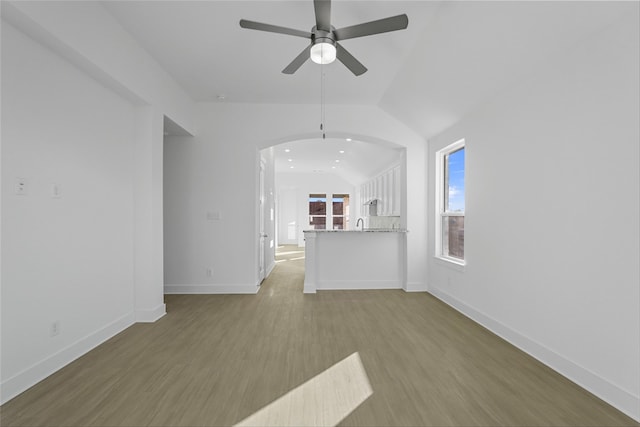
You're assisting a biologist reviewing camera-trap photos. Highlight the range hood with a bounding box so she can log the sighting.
[364,199,378,216]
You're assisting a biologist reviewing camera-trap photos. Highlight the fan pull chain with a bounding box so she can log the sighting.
[320,62,326,139]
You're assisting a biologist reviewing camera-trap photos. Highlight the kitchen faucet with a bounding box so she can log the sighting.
[356,217,364,230]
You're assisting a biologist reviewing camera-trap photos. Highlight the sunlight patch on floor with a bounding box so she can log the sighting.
[275,256,305,264]
[234,352,372,427]
[277,250,305,256]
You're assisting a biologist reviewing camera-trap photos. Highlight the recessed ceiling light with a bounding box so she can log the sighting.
[339,150,345,154]
[346,138,352,142]
[284,148,291,153]
[332,166,336,169]
[288,159,293,162]
[290,166,294,169]
[335,159,340,163]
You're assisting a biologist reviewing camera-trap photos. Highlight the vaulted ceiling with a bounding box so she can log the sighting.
[103,1,631,181]
[103,1,438,105]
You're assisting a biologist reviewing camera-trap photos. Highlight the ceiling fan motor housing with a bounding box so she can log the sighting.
[311,26,337,64]
[312,26,336,46]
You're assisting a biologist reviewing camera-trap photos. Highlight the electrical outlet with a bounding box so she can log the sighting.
[50,320,60,337]
[15,178,28,195]
[206,267,213,277]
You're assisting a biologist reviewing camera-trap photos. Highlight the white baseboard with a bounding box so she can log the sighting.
[428,286,640,422]
[317,280,401,291]
[403,281,428,292]
[164,284,259,294]
[0,312,135,405]
[135,303,166,323]
[266,260,276,278]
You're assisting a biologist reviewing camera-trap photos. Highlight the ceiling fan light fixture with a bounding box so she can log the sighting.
[310,42,336,64]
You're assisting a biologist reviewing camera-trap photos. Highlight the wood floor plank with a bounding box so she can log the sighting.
[1,245,637,426]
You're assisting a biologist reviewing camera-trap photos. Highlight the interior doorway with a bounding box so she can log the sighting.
[258,159,266,284]
[260,136,405,285]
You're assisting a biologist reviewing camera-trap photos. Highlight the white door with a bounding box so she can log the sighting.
[258,160,266,283]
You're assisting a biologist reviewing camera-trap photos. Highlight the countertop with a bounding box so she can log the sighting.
[303,229,408,233]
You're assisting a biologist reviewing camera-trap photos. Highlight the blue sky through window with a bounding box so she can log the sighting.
[447,148,465,212]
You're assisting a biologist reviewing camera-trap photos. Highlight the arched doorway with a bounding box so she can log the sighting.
[257,134,406,284]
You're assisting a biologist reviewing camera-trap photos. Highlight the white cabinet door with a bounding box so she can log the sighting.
[386,169,393,216]
[392,165,401,216]
[378,174,385,216]
[361,163,402,217]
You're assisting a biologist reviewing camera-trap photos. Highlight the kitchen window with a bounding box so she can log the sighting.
[332,194,350,230]
[308,193,350,230]
[309,194,327,229]
[436,139,465,264]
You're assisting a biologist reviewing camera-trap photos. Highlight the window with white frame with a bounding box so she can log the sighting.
[308,193,351,230]
[308,194,327,229]
[436,139,465,263]
[332,194,350,230]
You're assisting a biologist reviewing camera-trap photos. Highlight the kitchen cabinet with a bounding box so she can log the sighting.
[360,162,401,217]
[303,229,407,293]
[392,165,401,216]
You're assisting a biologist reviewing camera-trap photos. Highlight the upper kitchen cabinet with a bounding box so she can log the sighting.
[360,162,401,217]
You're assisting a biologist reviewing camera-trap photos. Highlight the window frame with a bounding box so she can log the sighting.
[435,139,466,266]
[308,193,328,230]
[308,193,351,230]
[331,194,350,230]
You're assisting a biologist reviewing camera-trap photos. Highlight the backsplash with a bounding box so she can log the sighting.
[367,216,401,229]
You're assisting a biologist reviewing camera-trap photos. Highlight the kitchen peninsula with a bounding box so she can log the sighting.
[303,229,407,293]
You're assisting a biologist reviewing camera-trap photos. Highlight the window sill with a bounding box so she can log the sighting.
[434,256,466,271]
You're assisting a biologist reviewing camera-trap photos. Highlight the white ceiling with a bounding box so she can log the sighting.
[379,1,634,138]
[103,0,632,182]
[103,0,439,104]
[273,137,402,184]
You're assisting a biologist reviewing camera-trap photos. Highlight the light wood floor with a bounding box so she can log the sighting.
[2,245,638,426]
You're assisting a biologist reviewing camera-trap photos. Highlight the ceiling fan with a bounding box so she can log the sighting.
[239,0,408,76]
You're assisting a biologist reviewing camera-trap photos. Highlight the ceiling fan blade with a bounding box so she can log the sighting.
[314,0,331,31]
[336,43,367,76]
[282,45,312,74]
[239,19,312,39]
[333,14,408,41]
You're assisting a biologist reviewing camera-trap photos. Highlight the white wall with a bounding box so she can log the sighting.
[277,172,357,246]
[277,187,299,245]
[426,13,640,420]
[1,22,136,402]
[1,1,195,134]
[1,1,195,404]
[163,103,427,293]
